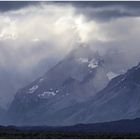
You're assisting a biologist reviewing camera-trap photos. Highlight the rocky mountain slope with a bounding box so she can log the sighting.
[7,45,110,125]
[7,45,140,126]
[50,62,140,125]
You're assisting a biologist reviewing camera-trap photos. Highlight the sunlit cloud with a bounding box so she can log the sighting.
[1,2,140,108]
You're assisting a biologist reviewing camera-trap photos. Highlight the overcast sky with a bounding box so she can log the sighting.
[1,1,140,108]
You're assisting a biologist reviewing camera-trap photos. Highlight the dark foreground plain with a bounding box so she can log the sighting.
[1,118,140,139]
[1,131,140,139]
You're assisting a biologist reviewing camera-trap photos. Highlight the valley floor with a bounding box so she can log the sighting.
[1,131,140,139]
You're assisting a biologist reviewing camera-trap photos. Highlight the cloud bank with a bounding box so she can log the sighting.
[0,2,140,108]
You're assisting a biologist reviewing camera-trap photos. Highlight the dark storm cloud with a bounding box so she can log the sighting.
[54,1,140,21]
[1,1,140,109]
[75,8,136,22]
[74,1,140,21]
[0,1,39,12]
[1,1,140,21]
[69,1,140,8]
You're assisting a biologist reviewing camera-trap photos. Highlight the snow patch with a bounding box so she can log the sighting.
[28,85,38,93]
[107,72,118,80]
[88,59,98,69]
[39,78,44,83]
[56,90,59,93]
[77,58,99,69]
[43,91,56,96]
[38,90,56,98]
[77,58,89,63]
[135,63,140,70]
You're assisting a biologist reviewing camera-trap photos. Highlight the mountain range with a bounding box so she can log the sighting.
[4,45,140,126]
[1,118,140,133]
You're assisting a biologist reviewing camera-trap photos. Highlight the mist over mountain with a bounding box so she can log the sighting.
[7,45,108,125]
[4,45,140,126]
[1,2,140,108]
[1,1,140,128]
[56,61,140,125]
